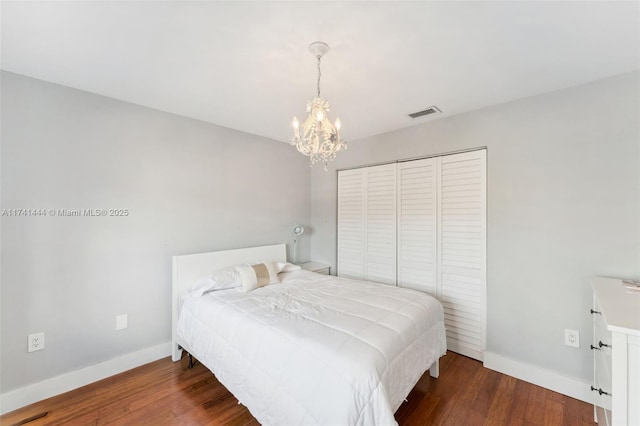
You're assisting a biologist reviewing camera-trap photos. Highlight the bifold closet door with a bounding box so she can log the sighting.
[439,150,486,361]
[337,169,366,280]
[337,164,396,284]
[364,164,396,285]
[397,158,438,295]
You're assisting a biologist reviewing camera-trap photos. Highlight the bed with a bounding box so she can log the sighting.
[172,243,446,425]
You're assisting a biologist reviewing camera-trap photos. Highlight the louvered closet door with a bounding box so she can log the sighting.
[438,150,486,361]
[397,158,438,295]
[365,164,397,285]
[337,169,366,280]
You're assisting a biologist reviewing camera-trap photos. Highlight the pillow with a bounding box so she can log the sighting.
[212,267,242,287]
[187,266,241,298]
[276,261,302,273]
[236,261,280,293]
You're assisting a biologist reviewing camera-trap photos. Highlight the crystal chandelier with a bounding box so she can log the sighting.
[291,42,347,170]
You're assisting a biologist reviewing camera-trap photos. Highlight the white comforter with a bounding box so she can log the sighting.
[177,270,446,426]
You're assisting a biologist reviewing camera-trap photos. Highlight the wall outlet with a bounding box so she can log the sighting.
[564,329,580,348]
[116,314,128,331]
[28,332,45,352]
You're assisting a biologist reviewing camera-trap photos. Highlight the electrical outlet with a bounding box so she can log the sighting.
[28,332,45,352]
[564,329,580,348]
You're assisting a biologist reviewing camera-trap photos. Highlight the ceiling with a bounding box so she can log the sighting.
[2,1,639,143]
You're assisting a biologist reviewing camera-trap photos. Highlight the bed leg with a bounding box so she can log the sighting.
[429,360,440,378]
[188,353,196,369]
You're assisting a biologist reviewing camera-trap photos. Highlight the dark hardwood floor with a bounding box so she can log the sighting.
[1,352,595,425]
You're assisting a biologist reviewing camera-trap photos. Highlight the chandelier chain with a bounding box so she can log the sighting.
[316,55,321,98]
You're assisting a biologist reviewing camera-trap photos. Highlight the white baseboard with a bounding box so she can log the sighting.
[483,351,594,405]
[0,341,172,415]
[0,345,593,415]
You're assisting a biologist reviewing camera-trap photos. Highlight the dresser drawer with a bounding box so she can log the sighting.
[594,311,613,352]
[594,349,611,388]
[595,404,611,426]
[593,323,612,380]
[594,351,612,411]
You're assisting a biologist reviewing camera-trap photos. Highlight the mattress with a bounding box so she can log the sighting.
[177,269,446,426]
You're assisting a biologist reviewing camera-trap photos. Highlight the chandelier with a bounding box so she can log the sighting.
[291,42,347,170]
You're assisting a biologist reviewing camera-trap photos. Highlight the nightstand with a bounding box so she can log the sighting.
[300,262,331,275]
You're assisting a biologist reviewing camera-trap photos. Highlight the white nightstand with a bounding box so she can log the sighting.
[300,262,331,275]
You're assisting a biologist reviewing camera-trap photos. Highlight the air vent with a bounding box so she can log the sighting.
[408,106,441,119]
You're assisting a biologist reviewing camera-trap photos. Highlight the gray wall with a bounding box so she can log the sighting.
[310,71,640,381]
[0,71,311,392]
[2,69,638,394]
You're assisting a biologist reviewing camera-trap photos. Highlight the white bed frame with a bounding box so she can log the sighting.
[171,243,287,362]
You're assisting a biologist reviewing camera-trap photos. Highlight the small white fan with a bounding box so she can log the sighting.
[293,225,305,237]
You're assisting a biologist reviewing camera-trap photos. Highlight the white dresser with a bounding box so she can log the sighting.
[591,277,640,426]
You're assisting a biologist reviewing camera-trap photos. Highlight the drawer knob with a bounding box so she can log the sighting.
[590,386,612,397]
[590,344,601,351]
[598,340,611,349]
[590,309,601,315]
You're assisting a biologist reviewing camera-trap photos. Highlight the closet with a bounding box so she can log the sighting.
[337,149,486,360]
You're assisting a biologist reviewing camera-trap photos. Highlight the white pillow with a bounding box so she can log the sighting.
[236,261,280,293]
[276,261,302,273]
[188,266,241,298]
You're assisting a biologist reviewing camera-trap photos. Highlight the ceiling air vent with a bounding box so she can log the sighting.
[408,106,441,119]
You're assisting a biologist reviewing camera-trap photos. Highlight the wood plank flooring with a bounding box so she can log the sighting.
[1,352,595,425]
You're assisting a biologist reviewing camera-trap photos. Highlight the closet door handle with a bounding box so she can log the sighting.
[590,309,601,315]
[598,341,611,349]
[590,344,601,351]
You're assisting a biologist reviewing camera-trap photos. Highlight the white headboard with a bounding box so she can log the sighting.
[171,243,286,361]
